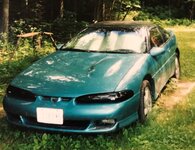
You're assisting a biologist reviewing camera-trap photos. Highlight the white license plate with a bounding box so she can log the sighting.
[36,108,63,125]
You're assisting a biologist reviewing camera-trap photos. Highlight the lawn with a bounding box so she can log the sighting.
[174,29,195,80]
[0,28,195,150]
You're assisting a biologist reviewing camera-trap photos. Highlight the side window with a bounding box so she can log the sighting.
[158,26,170,42]
[150,28,164,47]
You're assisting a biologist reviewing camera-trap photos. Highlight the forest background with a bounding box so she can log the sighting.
[0,0,195,44]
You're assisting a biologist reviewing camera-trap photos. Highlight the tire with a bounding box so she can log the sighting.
[138,80,152,124]
[173,56,180,79]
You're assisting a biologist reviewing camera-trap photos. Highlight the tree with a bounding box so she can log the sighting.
[1,0,9,46]
[94,0,104,21]
[60,0,64,18]
[121,0,141,20]
[2,0,9,34]
[188,0,195,20]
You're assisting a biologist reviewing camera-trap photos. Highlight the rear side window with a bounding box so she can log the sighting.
[150,28,164,47]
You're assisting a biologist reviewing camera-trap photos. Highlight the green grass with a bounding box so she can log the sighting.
[174,30,195,80]
[0,89,195,150]
[0,28,195,150]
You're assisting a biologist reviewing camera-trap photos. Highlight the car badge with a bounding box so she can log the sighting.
[51,97,61,103]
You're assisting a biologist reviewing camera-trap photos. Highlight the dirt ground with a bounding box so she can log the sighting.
[158,81,195,109]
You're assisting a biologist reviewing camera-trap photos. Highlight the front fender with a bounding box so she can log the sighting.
[115,54,150,94]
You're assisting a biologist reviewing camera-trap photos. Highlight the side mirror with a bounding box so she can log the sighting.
[150,47,165,56]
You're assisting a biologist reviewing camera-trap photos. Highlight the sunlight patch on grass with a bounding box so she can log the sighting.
[191,43,195,49]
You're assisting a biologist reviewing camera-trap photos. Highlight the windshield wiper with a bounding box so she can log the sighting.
[106,49,136,54]
[59,48,137,54]
[60,48,91,52]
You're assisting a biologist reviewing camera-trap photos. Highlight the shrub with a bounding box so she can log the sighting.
[133,6,194,26]
[51,11,88,43]
[9,11,88,45]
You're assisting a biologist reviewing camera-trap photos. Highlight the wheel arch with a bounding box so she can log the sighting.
[143,74,155,100]
[174,48,181,79]
[176,48,180,58]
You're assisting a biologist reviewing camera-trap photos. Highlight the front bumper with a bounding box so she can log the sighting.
[3,94,139,133]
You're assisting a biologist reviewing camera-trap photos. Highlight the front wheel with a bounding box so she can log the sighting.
[138,80,152,124]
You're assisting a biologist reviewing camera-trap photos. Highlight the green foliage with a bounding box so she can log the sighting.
[9,11,88,45]
[133,6,195,26]
[9,19,52,44]
[0,38,54,88]
[0,33,8,49]
[134,6,171,20]
[165,18,194,26]
[10,19,37,34]
[114,0,140,12]
[52,11,88,42]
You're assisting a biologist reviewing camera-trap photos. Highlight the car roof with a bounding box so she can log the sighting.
[89,21,156,29]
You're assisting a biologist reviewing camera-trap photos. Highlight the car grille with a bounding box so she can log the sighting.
[6,85,36,102]
[42,96,72,102]
[7,113,90,130]
[26,117,90,130]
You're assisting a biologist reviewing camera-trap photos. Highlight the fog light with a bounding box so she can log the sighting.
[90,119,116,130]
[101,119,115,124]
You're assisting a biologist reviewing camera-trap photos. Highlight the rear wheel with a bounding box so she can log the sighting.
[173,56,180,79]
[138,80,152,124]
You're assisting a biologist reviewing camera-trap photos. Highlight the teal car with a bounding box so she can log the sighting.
[3,21,180,133]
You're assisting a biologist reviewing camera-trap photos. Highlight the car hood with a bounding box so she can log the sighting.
[11,50,144,97]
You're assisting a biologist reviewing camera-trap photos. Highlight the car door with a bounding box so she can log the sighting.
[149,27,174,95]
[158,26,177,77]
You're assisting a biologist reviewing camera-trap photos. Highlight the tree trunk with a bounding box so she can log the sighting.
[122,8,130,21]
[109,0,116,20]
[93,1,98,22]
[60,0,64,18]
[25,0,29,18]
[190,1,195,20]
[49,0,54,20]
[141,0,145,8]
[102,0,106,20]
[117,0,123,20]
[2,0,9,34]
[95,0,103,21]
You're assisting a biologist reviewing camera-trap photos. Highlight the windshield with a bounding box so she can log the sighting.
[64,27,147,53]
